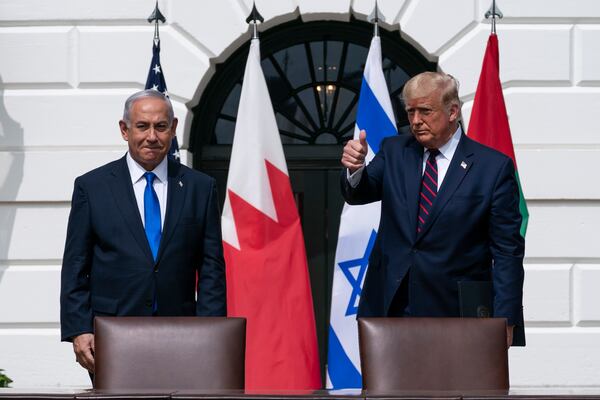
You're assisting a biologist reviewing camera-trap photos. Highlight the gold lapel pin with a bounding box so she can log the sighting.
[460,161,467,169]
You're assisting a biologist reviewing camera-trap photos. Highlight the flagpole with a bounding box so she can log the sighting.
[145,1,180,162]
[245,1,264,40]
[368,1,384,38]
[147,0,166,45]
[484,0,503,35]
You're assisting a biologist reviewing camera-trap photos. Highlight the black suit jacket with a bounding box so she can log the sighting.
[342,132,525,345]
[60,155,226,341]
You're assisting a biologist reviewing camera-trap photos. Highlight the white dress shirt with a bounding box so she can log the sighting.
[421,126,461,189]
[126,153,168,230]
[348,127,462,189]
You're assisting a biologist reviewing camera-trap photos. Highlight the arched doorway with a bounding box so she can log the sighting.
[190,17,436,378]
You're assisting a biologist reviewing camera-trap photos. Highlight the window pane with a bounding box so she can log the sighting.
[332,87,357,128]
[276,96,314,133]
[262,58,289,104]
[221,83,241,117]
[297,88,320,128]
[315,132,338,144]
[214,118,236,144]
[276,113,312,141]
[325,41,343,82]
[342,43,368,90]
[272,44,312,89]
[309,41,324,82]
[383,57,410,94]
[337,101,357,136]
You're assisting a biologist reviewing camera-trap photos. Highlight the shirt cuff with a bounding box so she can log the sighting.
[347,166,365,188]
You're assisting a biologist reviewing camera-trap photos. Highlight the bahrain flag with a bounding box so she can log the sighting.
[221,38,321,390]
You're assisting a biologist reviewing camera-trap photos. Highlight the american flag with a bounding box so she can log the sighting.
[145,40,180,162]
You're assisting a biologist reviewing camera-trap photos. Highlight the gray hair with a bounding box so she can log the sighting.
[122,89,175,126]
[402,72,462,118]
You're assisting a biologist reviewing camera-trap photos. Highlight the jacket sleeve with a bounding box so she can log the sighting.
[489,157,525,328]
[60,177,94,342]
[196,178,227,316]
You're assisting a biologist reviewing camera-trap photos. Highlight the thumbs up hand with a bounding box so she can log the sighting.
[342,130,368,173]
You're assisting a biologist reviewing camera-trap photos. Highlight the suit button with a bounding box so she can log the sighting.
[412,248,418,254]
[154,267,158,273]
[145,300,153,307]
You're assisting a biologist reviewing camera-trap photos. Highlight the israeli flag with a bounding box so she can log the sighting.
[327,36,397,389]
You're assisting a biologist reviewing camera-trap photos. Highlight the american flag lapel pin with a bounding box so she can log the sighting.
[460,161,467,169]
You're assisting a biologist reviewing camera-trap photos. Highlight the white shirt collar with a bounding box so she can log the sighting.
[126,152,168,184]
[424,125,462,160]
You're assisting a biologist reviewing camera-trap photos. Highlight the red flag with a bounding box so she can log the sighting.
[468,33,528,236]
[221,38,321,390]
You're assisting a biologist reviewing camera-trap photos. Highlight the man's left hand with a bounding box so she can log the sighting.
[506,325,514,348]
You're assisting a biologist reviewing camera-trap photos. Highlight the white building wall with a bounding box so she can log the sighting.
[0,0,598,389]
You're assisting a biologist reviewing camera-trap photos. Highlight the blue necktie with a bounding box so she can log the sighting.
[143,172,161,261]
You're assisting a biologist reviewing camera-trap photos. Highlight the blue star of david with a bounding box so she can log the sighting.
[338,229,377,316]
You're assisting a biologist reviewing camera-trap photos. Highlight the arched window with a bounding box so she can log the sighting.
[190,18,436,154]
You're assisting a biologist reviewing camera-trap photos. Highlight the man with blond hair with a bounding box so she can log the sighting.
[341,71,525,346]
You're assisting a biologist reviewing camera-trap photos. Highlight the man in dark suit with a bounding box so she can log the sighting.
[60,89,226,372]
[341,72,524,346]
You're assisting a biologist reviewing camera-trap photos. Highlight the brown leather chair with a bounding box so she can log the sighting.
[94,317,245,390]
[358,317,509,392]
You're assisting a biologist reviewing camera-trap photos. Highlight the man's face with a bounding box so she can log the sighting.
[119,97,177,171]
[405,89,459,150]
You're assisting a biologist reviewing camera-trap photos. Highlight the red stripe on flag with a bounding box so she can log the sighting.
[468,34,517,168]
[225,161,321,390]
[467,33,528,237]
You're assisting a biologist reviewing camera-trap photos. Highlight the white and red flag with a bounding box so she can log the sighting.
[221,38,322,390]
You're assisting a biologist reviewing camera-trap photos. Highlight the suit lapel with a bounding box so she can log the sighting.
[416,133,474,242]
[156,160,186,262]
[108,156,155,263]
[403,139,424,240]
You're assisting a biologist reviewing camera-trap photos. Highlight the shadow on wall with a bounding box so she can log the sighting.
[0,75,24,283]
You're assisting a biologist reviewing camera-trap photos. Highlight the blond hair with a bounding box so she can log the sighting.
[402,72,462,116]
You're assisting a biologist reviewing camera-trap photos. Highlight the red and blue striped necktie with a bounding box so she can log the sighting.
[417,149,439,233]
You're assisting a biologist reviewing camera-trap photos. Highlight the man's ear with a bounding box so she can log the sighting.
[119,120,129,141]
[448,103,460,123]
[170,118,179,138]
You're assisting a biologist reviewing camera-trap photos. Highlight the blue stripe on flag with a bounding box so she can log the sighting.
[327,325,362,388]
[355,79,397,154]
[328,36,396,389]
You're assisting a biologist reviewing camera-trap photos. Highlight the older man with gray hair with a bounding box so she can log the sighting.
[341,71,525,347]
[60,89,226,373]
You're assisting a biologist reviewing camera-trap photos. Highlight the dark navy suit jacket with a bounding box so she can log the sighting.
[342,132,525,345]
[60,155,226,341]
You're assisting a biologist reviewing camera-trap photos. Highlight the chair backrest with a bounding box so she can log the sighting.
[94,317,245,390]
[358,317,509,392]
